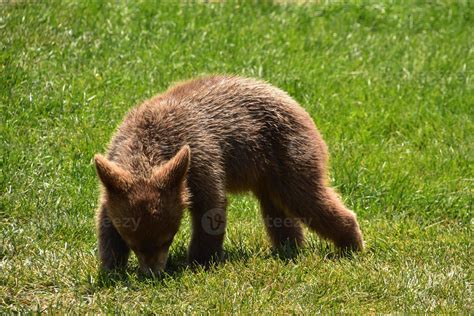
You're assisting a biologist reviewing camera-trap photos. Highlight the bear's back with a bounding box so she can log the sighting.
[108,76,319,190]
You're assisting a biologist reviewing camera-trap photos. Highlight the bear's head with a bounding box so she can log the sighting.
[94,145,191,275]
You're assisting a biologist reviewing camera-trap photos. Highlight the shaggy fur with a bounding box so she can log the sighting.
[94,75,364,274]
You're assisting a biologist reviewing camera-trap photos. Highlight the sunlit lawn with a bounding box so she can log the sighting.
[1,1,472,313]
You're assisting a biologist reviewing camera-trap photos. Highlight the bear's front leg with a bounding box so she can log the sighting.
[97,205,130,270]
[187,194,227,266]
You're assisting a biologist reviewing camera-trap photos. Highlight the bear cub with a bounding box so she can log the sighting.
[94,75,364,275]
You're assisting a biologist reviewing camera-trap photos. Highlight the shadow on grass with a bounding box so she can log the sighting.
[96,240,361,286]
[96,247,190,288]
[292,238,362,261]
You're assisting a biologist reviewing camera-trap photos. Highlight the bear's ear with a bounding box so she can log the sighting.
[94,154,133,193]
[153,145,191,189]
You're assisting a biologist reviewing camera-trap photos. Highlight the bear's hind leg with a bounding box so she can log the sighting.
[256,190,304,250]
[187,192,227,266]
[285,186,364,252]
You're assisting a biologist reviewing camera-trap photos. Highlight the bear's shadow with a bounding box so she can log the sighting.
[96,246,256,287]
[96,241,348,287]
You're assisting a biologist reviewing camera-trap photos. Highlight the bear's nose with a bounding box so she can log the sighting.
[138,261,165,277]
[139,265,163,277]
[137,254,168,277]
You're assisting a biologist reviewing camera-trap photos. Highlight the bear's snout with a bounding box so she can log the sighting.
[136,250,169,276]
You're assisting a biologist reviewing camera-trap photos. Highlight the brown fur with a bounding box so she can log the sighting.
[94,75,364,275]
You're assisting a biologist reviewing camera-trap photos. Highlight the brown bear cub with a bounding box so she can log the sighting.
[94,75,364,275]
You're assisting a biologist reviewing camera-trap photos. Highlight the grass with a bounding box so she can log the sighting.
[1,1,472,313]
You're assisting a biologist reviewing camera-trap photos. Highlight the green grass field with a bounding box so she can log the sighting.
[1,1,472,313]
